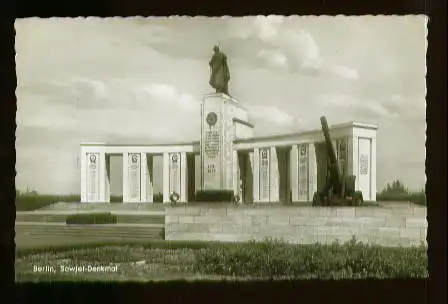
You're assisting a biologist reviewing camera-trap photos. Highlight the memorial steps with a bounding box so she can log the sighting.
[16,213,165,224]
[37,202,166,211]
[16,222,165,242]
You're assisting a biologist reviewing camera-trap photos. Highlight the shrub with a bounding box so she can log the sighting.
[409,192,426,206]
[193,237,428,279]
[110,195,123,203]
[66,212,117,224]
[195,190,234,202]
[153,193,163,203]
[376,192,426,206]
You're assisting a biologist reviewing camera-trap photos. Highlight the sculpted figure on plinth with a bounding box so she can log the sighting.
[209,45,230,95]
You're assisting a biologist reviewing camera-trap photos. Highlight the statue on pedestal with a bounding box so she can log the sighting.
[209,45,230,95]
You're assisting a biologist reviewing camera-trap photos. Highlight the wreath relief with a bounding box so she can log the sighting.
[206,112,218,130]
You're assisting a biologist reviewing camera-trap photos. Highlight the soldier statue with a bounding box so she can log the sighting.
[209,45,230,95]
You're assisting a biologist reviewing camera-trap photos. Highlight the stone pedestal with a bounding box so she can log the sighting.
[200,93,251,192]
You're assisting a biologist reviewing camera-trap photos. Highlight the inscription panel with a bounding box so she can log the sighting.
[259,148,270,201]
[360,154,369,175]
[202,100,222,189]
[169,153,181,195]
[86,153,100,202]
[128,153,141,202]
[298,145,309,201]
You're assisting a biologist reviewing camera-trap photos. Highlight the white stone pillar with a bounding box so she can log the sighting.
[308,143,317,201]
[122,152,129,202]
[290,145,299,202]
[80,150,87,203]
[98,152,106,202]
[252,148,260,202]
[163,152,170,203]
[180,152,187,202]
[140,153,147,202]
[286,149,291,203]
[232,150,239,197]
[269,146,280,202]
[371,137,377,201]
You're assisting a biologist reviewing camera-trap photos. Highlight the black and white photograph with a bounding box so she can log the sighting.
[15,16,427,282]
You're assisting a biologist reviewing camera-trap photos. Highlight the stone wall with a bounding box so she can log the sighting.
[165,204,427,247]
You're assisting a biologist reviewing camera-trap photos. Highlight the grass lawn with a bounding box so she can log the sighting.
[16,245,222,282]
[15,238,428,282]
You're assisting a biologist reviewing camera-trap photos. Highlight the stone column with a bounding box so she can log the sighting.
[286,149,291,203]
[180,152,187,202]
[122,152,129,202]
[308,143,317,202]
[232,150,239,197]
[80,151,87,202]
[290,145,299,202]
[370,137,377,201]
[140,153,147,202]
[252,148,260,202]
[162,152,170,203]
[269,146,280,202]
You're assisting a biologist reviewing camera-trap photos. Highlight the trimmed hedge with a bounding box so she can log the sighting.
[66,212,117,224]
[193,237,428,279]
[376,192,426,206]
[195,190,234,202]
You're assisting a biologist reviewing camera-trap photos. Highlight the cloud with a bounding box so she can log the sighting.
[245,104,295,126]
[316,93,426,122]
[330,65,360,80]
[17,77,202,142]
[233,16,359,80]
[316,93,399,120]
[139,83,200,112]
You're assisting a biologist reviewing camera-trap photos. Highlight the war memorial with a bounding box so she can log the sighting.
[76,46,426,247]
[80,46,378,206]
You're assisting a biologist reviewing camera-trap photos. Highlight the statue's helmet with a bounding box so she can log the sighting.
[213,45,219,52]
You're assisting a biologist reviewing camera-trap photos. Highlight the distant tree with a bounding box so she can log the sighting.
[21,187,38,196]
[381,179,408,195]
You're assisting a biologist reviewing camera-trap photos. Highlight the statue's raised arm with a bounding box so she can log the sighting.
[209,45,230,95]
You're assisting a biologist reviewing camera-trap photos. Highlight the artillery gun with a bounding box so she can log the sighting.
[312,116,364,206]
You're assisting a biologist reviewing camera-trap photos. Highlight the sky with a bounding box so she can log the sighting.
[15,16,427,195]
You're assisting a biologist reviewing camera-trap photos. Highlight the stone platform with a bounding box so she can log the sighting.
[165,203,427,247]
